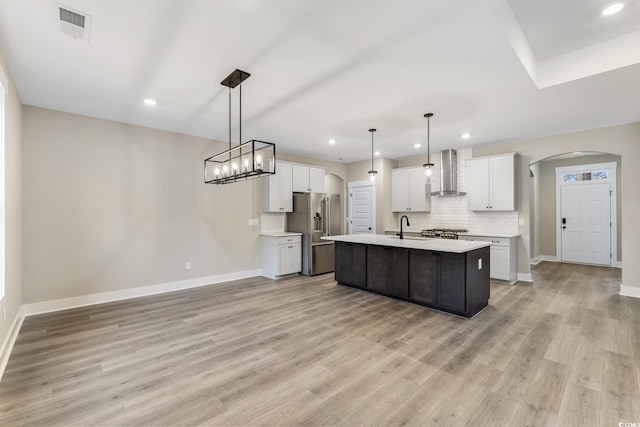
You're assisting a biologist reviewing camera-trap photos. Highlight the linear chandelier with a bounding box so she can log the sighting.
[204,69,276,185]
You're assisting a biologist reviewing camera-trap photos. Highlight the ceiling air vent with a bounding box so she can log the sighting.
[53,3,92,41]
[59,8,85,28]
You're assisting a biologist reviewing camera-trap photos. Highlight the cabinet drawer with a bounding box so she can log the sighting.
[277,235,301,245]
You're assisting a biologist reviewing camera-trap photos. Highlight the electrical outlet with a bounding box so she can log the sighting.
[248,218,259,226]
[186,262,191,270]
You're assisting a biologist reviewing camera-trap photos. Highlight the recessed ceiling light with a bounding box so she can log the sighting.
[328,139,336,145]
[143,98,157,106]
[602,3,624,15]
[413,143,422,148]
[374,151,381,156]
[461,133,471,139]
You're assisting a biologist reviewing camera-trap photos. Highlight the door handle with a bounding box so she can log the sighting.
[368,227,372,230]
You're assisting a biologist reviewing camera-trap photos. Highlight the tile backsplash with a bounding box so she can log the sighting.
[261,212,286,232]
[392,148,519,235]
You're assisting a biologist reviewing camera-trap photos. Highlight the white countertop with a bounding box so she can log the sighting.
[385,229,519,238]
[260,231,303,237]
[321,234,490,253]
[459,232,520,238]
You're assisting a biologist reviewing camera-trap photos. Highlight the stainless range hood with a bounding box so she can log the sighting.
[431,149,466,196]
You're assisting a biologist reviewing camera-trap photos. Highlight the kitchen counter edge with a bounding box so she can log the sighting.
[260,231,303,237]
[322,234,490,253]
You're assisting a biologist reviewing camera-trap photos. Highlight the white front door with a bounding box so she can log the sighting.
[349,183,375,234]
[560,183,611,265]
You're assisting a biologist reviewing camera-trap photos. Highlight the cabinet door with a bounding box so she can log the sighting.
[309,167,325,193]
[437,253,466,312]
[467,158,490,211]
[409,250,438,304]
[367,246,388,293]
[489,156,515,210]
[264,162,293,212]
[279,162,293,212]
[351,243,367,288]
[277,244,291,275]
[290,243,302,274]
[388,248,409,298]
[335,242,366,288]
[292,165,310,192]
[263,174,280,212]
[392,169,409,212]
[408,168,429,212]
[335,242,351,285]
[490,245,509,280]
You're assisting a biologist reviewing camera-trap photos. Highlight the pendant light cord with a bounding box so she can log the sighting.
[371,131,374,171]
[228,87,232,160]
[427,115,430,164]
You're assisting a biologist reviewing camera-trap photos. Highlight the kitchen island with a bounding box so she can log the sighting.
[321,234,491,318]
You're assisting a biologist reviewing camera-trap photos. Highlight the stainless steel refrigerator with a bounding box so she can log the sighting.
[287,192,342,276]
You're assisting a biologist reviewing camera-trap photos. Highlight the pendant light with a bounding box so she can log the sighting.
[423,113,434,183]
[204,69,276,185]
[368,128,377,182]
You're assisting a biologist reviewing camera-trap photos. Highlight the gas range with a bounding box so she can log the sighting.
[421,228,468,239]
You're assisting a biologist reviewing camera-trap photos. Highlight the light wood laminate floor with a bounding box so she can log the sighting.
[1,262,638,426]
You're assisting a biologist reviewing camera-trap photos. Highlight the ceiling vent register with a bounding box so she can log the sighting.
[54,3,91,41]
[59,7,85,27]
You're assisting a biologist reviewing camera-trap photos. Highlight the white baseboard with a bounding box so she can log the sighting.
[0,306,25,381]
[620,285,640,299]
[536,255,621,269]
[517,273,533,283]
[22,269,262,316]
[530,256,542,265]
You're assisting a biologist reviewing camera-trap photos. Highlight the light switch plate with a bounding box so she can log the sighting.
[248,218,259,226]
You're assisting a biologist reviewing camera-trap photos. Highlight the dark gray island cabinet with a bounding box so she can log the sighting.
[325,235,491,318]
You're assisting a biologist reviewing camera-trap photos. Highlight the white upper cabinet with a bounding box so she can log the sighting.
[392,167,430,212]
[292,164,325,193]
[308,167,326,193]
[467,153,516,211]
[263,161,293,212]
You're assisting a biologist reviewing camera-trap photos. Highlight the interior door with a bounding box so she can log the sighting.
[350,185,374,234]
[561,183,611,265]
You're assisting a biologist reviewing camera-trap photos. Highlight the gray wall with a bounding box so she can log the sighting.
[473,122,640,291]
[22,106,266,304]
[533,154,621,261]
[0,49,22,353]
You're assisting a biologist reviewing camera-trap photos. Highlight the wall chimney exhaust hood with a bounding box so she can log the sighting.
[431,149,466,196]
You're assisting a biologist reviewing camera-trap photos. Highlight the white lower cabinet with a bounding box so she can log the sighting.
[261,234,302,279]
[459,235,517,283]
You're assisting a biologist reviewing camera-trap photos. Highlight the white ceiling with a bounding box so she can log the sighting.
[0,0,639,163]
